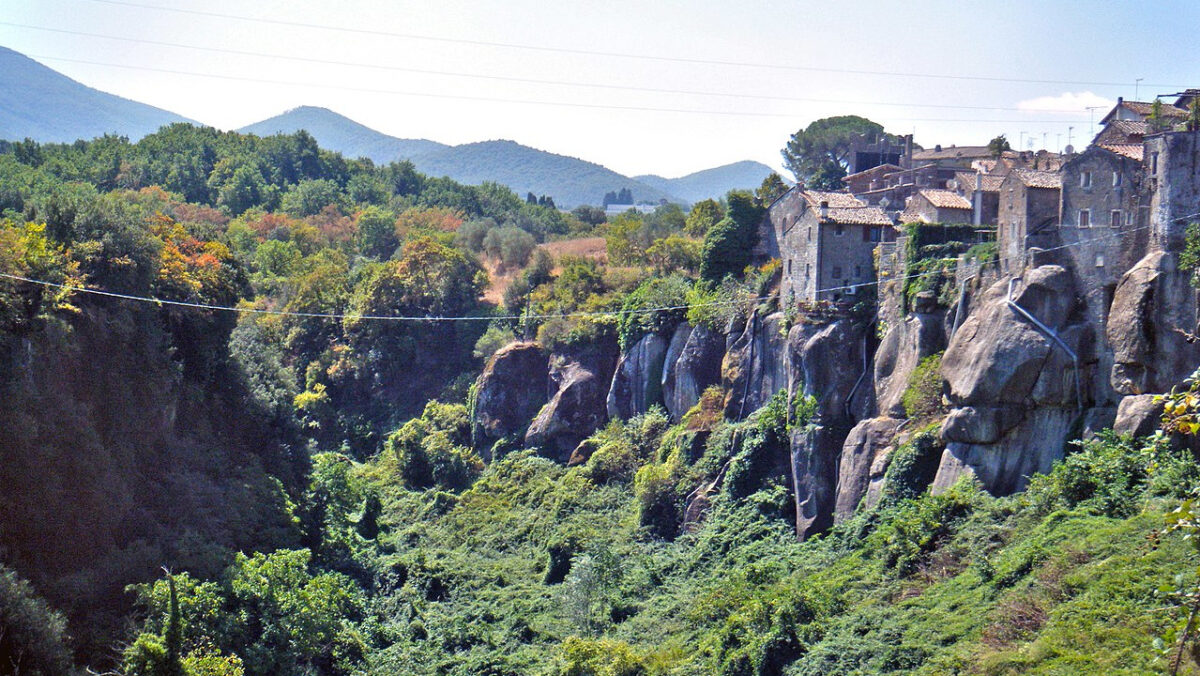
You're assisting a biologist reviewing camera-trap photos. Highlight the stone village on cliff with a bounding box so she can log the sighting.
[471,91,1200,539]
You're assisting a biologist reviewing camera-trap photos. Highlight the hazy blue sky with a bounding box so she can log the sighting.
[3,0,1198,177]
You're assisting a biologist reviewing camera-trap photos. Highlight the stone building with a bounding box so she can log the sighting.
[997,169,1062,274]
[899,188,973,224]
[1144,130,1200,250]
[760,188,896,303]
[950,171,1004,225]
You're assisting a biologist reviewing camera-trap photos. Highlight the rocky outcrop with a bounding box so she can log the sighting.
[787,316,873,538]
[932,266,1090,495]
[874,307,947,417]
[662,324,724,419]
[1108,251,1200,395]
[472,342,549,450]
[606,333,668,420]
[525,346,617,462]
[723,311,790,419]
[834,417,902,522]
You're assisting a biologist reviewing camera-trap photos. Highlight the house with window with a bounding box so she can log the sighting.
[997,169,1062,274]
[759,188,896,303]
[899,188,974,225]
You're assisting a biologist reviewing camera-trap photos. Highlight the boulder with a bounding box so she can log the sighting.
[1113,394,1164,439]
[662,324,724,419]
[1108,252,1200,395]
[941,405,1027,445]
[931,408,1076,495]
[525,356,611,462]
[471,342,549,449]
[941,268,1075,408]
[606,333,668,420]
[791,422,850,539]
[834,417,901,522]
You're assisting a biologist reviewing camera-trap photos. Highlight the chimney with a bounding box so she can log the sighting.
[973,170,983,226]
[819,200,830,219]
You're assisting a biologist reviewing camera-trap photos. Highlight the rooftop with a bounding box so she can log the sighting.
[842,163,903,181]
[800,190,865,209]
[912,145,994,161]
[917,188,972,210]
[1101,99,1188,124]
[797,190,893,225]
[1011,169,1062,189]
[1097,143,1144,162]
[953,171,1006,192]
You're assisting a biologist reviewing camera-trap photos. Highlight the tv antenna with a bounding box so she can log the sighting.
[1136,77,1143,100]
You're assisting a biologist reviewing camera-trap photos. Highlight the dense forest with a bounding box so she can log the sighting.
[2,124,1200,675]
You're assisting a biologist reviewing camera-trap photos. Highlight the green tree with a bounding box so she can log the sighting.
[781,115,894,189]
[987,134,1011,158]
[699,191,764,282]
[354,205,398,259]
[685,198,725,237]
[755,172,788,206]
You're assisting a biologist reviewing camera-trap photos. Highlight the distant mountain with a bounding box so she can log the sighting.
[635,160,779,203]
[240,108,681,208]
[0,46,195,143]
[413,140,680,209]
[237,106,448,165]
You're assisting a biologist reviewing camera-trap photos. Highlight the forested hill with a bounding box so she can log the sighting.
[635,159,779,203]
[0,46,196,142]
[239,108,682,208]
[412,139,682,208]
[237,106,449,165]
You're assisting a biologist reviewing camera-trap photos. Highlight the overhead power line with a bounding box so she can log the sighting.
[3,22,1099,115]
[82,0,1178,90]
[0,223,1158,322]
[22,53,1090,124]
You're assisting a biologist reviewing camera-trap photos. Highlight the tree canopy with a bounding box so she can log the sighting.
[781,115,898,190]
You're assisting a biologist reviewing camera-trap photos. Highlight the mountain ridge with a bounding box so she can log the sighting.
[0,46,196,142]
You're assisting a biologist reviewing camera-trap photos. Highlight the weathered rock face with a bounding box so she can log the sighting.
[932,266,1093,495]
[723,311,791,419]
[525,357,610,461]
[834,417,902,522]
[874,309,947,417]
[787,316,873,538]
[471,342,549,449]
[1108,252,1200,395]
[662,324,724,420]
[606,332,668,420]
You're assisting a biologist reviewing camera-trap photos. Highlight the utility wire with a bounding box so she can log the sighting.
[78,0,1179,90]
[3,22,1100,115]
[0,222,1159,321]
[20,54,1091,124]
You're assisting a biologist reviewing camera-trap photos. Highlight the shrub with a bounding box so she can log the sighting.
[384,402,482,490]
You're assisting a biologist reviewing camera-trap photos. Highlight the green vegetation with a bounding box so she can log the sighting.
[3,126,1198,676]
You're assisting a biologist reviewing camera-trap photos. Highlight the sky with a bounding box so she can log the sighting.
[2,0,1198,179]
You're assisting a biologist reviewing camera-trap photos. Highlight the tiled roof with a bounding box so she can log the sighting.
[842,163,903,180]
[918,189,972,210]
[1095,119,1150,145]
[1122,100,1188,118]
[899,205,924,224]
[912,145,994,161]
[1098,144,1144,161]
[1012,169,1062,189]
[953,171,1005,192]
[800,190,864,208]
[823,206,894,226]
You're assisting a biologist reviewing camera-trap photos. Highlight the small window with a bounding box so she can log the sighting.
[832,266,843,279]
[1095,254,1105,268]
[835,224,845,236]
[1152,152,1160,174]
[1126,211,1134,226]
[1081,171,1092,188]
[1113,171,1122,187]
[805,263,811,278]
[854,264,862,279]
[787,259,792,275]
[1079,209,1091,228]
[807,227,812,241]
[1111,210,1121,227]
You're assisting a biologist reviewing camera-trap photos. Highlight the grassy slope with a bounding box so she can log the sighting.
[345,422,1200,676]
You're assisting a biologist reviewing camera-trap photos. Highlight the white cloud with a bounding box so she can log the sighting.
[1016,91,1115,114]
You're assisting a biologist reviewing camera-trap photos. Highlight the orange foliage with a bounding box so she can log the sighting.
[394,207,465,237]
[306,205,356,245]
